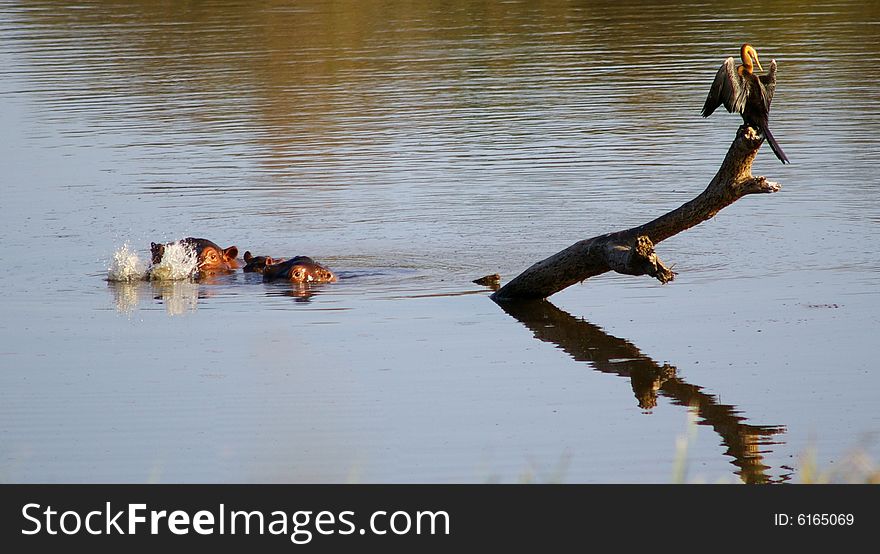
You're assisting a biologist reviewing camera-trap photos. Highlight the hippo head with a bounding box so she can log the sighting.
[151,238,239,272]
[242,251,285,273]
[287,258,337,284]
[197,242,239,272]
[263,256,337,284]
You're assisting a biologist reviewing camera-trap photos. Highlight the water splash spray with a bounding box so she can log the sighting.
[107,243,147,282]
[148,240,199,281]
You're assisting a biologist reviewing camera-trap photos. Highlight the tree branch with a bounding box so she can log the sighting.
[491,126,780,301]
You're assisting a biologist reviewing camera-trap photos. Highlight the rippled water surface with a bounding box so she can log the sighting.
[2,0,879,483]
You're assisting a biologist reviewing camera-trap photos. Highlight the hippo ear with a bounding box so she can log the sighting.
[150,242,165,264]
[243,251,253,262]
[223,246,238,260]
[265,257,275,265]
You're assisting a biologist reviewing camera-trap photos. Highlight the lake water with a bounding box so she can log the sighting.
[1,0,879,484]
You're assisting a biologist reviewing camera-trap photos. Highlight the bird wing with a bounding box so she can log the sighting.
[701,57,748,117]
[758,59,777,109]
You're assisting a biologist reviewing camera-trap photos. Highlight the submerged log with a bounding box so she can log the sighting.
[491,126,780,301]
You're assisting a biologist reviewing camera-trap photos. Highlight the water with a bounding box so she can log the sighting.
[1,0,879,483]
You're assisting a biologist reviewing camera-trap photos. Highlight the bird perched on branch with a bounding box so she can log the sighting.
[702,43,789,164]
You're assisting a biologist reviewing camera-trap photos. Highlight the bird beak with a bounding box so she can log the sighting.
[753,53,764,72]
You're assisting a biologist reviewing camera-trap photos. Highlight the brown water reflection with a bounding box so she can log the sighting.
[499,299,788,484]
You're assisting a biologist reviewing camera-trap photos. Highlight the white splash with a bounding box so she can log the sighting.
[148,240,199,281]
[107,243,147,282]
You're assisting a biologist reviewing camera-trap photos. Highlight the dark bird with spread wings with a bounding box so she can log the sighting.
[702,43,789,164]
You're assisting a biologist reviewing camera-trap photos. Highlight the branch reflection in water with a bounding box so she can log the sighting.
[497,298,789,484]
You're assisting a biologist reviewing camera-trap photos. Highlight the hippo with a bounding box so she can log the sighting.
[242,251,285,274]
[150,237,239,272]
[261,256,337,284]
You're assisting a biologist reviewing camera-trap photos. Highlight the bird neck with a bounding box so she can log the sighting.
[740,44,755,74]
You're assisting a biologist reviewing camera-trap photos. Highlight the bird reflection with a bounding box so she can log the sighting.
[497,298,788,484]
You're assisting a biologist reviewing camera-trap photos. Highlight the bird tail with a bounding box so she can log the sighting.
[763,127,790,164]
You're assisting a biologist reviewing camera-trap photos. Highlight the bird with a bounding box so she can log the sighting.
[702,43,789,164]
